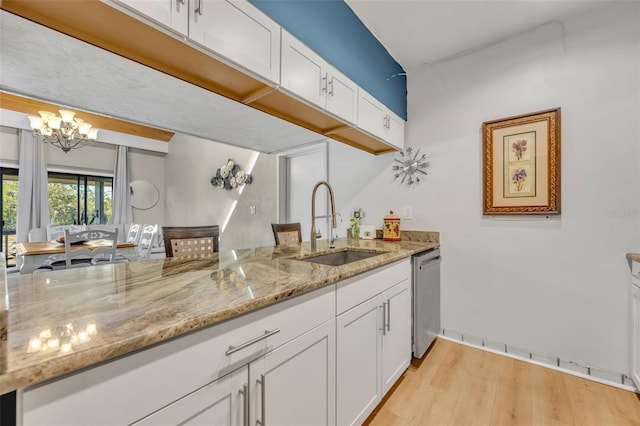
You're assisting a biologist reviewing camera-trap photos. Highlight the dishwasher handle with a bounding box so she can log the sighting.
[419,256,441,269]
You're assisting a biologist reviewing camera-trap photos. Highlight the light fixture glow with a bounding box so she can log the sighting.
[28,109,99,153]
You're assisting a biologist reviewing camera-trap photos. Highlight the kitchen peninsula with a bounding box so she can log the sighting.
[1,235,438,425]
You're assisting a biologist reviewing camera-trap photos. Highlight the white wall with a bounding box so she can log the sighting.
[0,126,19,164]
[330,2,640,374]
[129,148,165,226]
[164,134,277,250]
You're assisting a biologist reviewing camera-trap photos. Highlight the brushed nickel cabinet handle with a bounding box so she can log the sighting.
[256,374,266,425]
[195,0,203,16]
[226,329,280,355]
[239,384,249,426]
[386,299,391,332]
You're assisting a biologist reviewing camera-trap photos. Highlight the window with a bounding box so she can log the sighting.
[48,173,113,225]
[0,170,112,267]
[1,168,18,267]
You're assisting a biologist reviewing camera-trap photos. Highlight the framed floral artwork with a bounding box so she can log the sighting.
[482,108,561,215]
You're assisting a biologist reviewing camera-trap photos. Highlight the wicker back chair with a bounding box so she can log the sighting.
[271,223,302,245]
[162,225,220,257]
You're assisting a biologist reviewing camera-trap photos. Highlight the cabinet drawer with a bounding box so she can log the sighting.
[21,284,335,426]
[336,259,410,315]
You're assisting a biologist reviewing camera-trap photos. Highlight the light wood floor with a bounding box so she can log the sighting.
[364,338,640,426]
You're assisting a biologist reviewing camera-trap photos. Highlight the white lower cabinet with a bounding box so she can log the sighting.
[134,319,335,426]
[250,319,336,426]
[381,279,412,394]
[336,260,412,426]
[632,263,640,385]
[133,367,248,425]
[337,295,383,426]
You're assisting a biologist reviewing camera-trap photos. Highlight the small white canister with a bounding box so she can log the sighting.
[360,225,376,240]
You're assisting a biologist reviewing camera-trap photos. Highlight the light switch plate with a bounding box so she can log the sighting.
[403,206,413,219]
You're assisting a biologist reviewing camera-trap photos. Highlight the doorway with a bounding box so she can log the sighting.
[278,142,329,243]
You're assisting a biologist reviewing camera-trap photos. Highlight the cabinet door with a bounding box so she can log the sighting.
[249,320,336,426]
[115,0,188,35]
[381,278,412,394]
[633,284,640,385]
[357,89,386,140]
[336,295,383,426]
[188,0,281,83]
[280,30,327,109]
[326,64,357,124]
[133,367,248,425]
[386,111,405,150]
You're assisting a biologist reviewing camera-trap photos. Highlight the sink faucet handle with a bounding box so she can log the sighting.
[315,231,322,239]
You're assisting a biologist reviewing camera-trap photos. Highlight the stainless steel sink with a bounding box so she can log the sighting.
[294,249,386,266]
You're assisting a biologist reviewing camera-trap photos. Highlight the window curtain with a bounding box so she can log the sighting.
[16,130,50,243]
[112,145,132,225]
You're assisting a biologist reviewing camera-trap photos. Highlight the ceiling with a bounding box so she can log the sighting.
[346,0,612,73]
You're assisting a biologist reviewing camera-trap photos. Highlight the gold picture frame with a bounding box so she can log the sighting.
[483,108,561,215]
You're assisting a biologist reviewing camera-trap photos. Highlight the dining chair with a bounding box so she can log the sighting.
[134,224,158,261]
[126,223,144,244]
[162,225,219,257]
[64,228,118,268]
[271,223,302,245]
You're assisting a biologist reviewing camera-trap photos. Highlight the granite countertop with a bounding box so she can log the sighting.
[0,235,438,394]
[627,253,640,263]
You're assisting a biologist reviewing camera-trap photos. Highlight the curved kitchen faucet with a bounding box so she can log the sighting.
[311,181,337,251]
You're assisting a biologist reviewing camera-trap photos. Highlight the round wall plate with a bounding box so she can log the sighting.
[130,180,159,210]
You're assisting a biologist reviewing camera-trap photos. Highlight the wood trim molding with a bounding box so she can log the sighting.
[0,92,174,142]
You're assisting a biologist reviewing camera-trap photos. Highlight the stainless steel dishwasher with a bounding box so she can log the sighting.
[413,248,441,359]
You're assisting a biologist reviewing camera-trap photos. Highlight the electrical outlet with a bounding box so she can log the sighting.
[403,206,413,219]
[249,206,256,215]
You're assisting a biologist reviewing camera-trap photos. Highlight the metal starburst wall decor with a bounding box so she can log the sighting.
[392,147,430,185]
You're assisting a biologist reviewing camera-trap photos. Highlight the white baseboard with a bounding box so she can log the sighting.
[438,333,637,393]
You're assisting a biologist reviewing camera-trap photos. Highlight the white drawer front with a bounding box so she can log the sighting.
[22,284,335,426]
[336,259,410,315]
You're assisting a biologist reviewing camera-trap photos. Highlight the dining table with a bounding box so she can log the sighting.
[15,241,137,274]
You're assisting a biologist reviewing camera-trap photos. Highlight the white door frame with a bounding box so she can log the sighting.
[277,141,329,240]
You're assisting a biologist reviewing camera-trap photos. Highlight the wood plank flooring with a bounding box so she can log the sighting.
[364,338,640,426]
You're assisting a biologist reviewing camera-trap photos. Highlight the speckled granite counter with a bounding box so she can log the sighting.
[0,237,438,394]
[627,253,640,263]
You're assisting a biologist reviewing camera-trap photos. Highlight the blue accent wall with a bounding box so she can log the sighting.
[249,0,407,120]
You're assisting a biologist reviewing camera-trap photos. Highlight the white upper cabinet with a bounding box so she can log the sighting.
[189,0,281,84]
[386,110,405,150]
[281,31,358,124]
[114,0,189,35]
[358,88,405,150]
[357,89,386,140]
[325,64,358,124]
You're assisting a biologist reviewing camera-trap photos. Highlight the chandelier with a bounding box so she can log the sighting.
[28,110,99,153]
